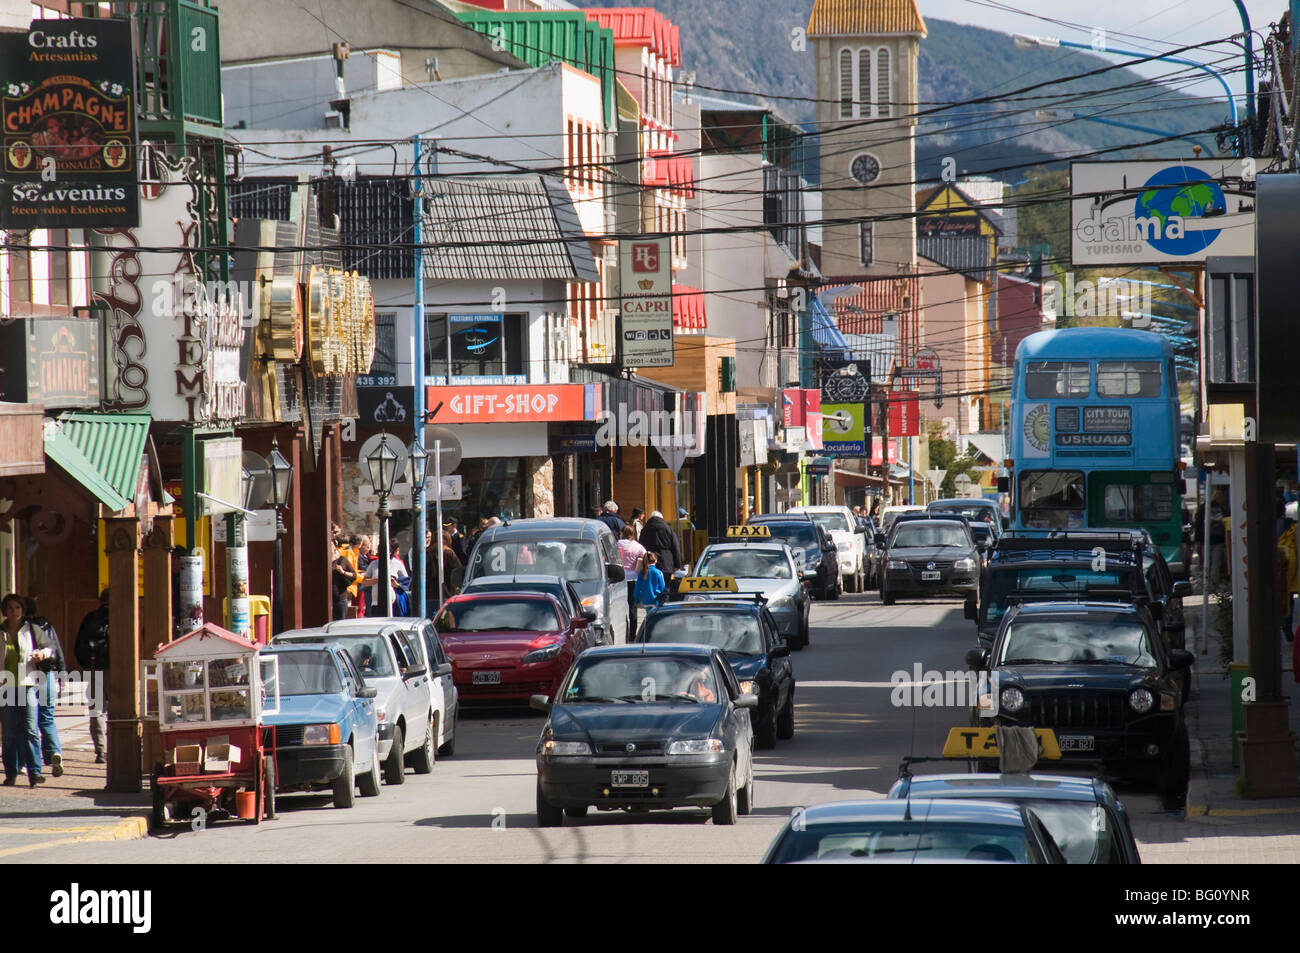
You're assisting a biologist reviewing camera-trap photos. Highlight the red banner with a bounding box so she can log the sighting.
[889,390,920,437]
[869,438,899,467]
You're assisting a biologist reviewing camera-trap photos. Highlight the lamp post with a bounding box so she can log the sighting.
[266,437,294,636]
[365,433,402,617]
[408,438,430,615]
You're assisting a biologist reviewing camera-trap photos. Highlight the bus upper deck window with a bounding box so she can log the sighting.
[1097,361,1161,397]
[1025,361,1090,398]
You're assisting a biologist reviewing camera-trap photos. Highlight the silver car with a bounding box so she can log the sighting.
[687,542,811,649]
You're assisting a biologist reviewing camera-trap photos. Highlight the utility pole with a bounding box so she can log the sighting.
[412,136,428,618]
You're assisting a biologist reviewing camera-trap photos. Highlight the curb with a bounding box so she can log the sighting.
[0,815,149,860]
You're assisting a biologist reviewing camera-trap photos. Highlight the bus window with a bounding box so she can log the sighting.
[1097,361,1161,397]
[1103,484,1173,522]
[1019,471,1085,529]
[1025,361,1090,398]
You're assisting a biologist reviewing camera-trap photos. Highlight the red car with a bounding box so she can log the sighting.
[434,592,591,703]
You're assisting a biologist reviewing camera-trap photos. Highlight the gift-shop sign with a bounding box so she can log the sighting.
[425,384,590,424]
[0,17,138,228]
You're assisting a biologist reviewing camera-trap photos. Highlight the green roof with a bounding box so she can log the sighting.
[44,412,151,511]
[456,11,616,128]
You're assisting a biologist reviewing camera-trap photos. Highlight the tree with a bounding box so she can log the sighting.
[927,422,980,497]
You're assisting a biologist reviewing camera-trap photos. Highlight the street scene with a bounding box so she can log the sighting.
[0,0,1297,896]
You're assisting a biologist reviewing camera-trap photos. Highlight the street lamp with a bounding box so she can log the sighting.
[408,438,430,615]
[364,433,402,617]
[266,437,293,635]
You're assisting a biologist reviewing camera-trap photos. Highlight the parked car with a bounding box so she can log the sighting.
[464,518,628,645]
[786,506,866,592]
[745,515,841,600]
[637,598,795,748]
[888,772,1142,864]
[532,643,757,825]
[860,515,883,589]
[260,643,381,809]
[879,504,925,535]
[273,620,438,785]
[460,574,598,642]
[877,516,981,614]
[929,497,1006,533]
[760,799,1066,863]
[689,541,812,647]
[414,619,459,757]
[435,591,589,703]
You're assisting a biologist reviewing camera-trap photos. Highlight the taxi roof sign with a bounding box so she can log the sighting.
[726,525,771,538]
[678,576,740,593]
[941,726,1062,760]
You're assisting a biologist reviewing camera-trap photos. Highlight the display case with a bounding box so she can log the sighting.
[149,625,279,732]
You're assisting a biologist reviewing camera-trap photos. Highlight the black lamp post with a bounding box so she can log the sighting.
[364,433,402,616]
[408,439,430,617]
[266,437,294,635]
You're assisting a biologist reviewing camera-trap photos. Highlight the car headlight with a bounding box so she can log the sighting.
[667,738,725,755]
[954,557,976,571]
[302,723,340,745]
[887,559,909,570]
[522,641,564,664]
[542,739,591,756]
[738,680,756,695]
[768,595,793,609]
[1129,688,1154,713]
[999,687,1025,713]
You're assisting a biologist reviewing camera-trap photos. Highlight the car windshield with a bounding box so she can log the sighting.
[808,512,852,534]
[757,524,818,549]
[1022,800,1124,864]
[465,579,565,607]
[436,598,560,633]
[984,568,1128,623]
[696,550,791,579]
[469,540,603,583]
[770,821,1032,863]
[317,635,394,679]
[642,611,763,655]
[999,618,1157,666]
[562,656,720,704]
[891,524,968,548]
[273,651,345,696]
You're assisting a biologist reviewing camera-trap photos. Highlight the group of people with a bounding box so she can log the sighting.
[604,501,685,632]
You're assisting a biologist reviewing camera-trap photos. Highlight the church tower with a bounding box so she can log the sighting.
[808,0,926,280]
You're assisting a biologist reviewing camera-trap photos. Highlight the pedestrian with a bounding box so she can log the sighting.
[618,525,647,636]
[24,598,63,777]
[633,552,666,631]
[1,593,57,786]
[597,501,624,535]
[446,519,470,563]
[629,507,645,538]
[336,533,363,618]
[74,589,110,764]
[363,540,408,616]
[639,509,682,575]
[331,538,355,622]
[440,530,464,604]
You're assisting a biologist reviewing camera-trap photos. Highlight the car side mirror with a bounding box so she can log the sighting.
[996,477,1010,494]
[529,694,552,713]
[358,686,378,699]
[734,693,758,710]
[874,533,887,547]
[581,606,599,621]
[606,563,626,583]
[1169,649,1195,671]
[770,644,790,659]
[1171,581,1192,598]
[404,665,427,679]
[798,570,813,581]
[434,662,452,678]
[965,648,988,670]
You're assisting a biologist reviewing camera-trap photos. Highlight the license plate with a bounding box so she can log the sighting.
[1058,735,1095,752]
[611,770,649,787]
[921,571,942,581]
[472,671,501,685]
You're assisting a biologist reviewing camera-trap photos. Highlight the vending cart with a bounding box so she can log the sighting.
[148,623,280,830]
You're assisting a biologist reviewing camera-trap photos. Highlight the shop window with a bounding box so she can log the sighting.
[426,311,527,383]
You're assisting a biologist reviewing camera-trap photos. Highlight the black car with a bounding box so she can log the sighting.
[877,516,981,613]
[929,497,1006,533]
[966,600,1193,806]
[637,599,795,749]
[747,514,841,599]
[532,644,757,825]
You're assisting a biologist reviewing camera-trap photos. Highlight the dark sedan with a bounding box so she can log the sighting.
[878,517,981,613]
[532,644,757,825]
[746,515,841,600]
[637,599,795,748]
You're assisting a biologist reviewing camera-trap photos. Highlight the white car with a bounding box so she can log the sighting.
[880,505,925,535]
[787,506,866,592]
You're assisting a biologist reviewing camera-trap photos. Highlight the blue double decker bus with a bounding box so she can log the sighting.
[1007,328,1184,567]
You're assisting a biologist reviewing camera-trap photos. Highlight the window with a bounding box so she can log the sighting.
[567,119,576,185]
[370,311,396,378]
[1103,484,1174,523]
[876,47,892,118]
[426,312,527,383]
[857,49,872,113]
[576,122,585,190]
[860,221,874,265]
[1097,361,1161,397]
[839,49,853,117]
[1025,361,1090,398]
[839,47,890,119]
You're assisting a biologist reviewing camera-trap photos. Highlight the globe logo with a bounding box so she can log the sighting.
[1133,165,1226,256]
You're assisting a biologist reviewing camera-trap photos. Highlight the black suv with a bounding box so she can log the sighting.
[876,515,981,614]
[967,600,1193,806]
[746,514,841,600]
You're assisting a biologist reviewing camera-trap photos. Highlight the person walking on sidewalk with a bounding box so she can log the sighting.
[597,501,625,535]
[632,553,667,633]
[639,510,682,576]
[617,526,647,637]
[24,597,63,778]
[1,593,57,786]
[74,589,110,764]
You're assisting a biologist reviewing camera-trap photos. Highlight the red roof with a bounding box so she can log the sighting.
[154,622,253,658]
[584,7,681,65]
[672,284,706,331]
[644,151,694,196]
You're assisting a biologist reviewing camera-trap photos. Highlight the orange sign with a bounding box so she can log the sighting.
[425,384,590,424]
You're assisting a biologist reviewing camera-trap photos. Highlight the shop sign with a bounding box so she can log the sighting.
[26,317,99,407]
[822,402,867,456]
[358,386,415,426]
[304,266,375,377]
[619,238,673,367]
[425,384,590,424]
[551,434,597,453]
[0,17,138,228]
[889,390,921,437]
[199,437,244,517]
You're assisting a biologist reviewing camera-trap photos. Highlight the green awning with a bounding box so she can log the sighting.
[44,412,151,511]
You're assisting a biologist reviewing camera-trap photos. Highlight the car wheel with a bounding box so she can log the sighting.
[881,582,896,606]
[737,765,754,816]
[777,690,795,740]
[383,725,406,785]
[826,575,840,600]
[1159,724,1190,806]
[798,610,810,649]
[357,744,381,798]
[756,703,778,749]
[437,707,457,757]
[712,762,738,826]
[564,805,589,819]
[332,746,356,809]
[410,715,435,775]
[845,571,856,594]
[536,781,564,827]
[263,755,278,819]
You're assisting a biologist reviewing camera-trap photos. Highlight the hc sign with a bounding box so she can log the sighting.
[631,243,660,272]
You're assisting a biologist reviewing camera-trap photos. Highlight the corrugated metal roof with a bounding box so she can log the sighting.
[808,0,927,37]
[423,175,599,283]
[43,412,151,511]
[584,7,681,65]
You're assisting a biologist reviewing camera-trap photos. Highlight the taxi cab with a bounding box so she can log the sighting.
[679,538,811,648]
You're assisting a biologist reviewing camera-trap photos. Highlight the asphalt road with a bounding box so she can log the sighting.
[32,591,1180,864]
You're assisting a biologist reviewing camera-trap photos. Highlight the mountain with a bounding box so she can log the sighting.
[565,0,1232,181]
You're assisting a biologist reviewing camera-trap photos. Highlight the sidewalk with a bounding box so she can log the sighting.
[0,707,149,859]
[1136,595,1300,862]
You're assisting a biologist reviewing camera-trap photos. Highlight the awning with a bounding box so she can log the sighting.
[811,295,852,361]
[645,152,695,196]
[43,411,151,511]
[672,284,707,331]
